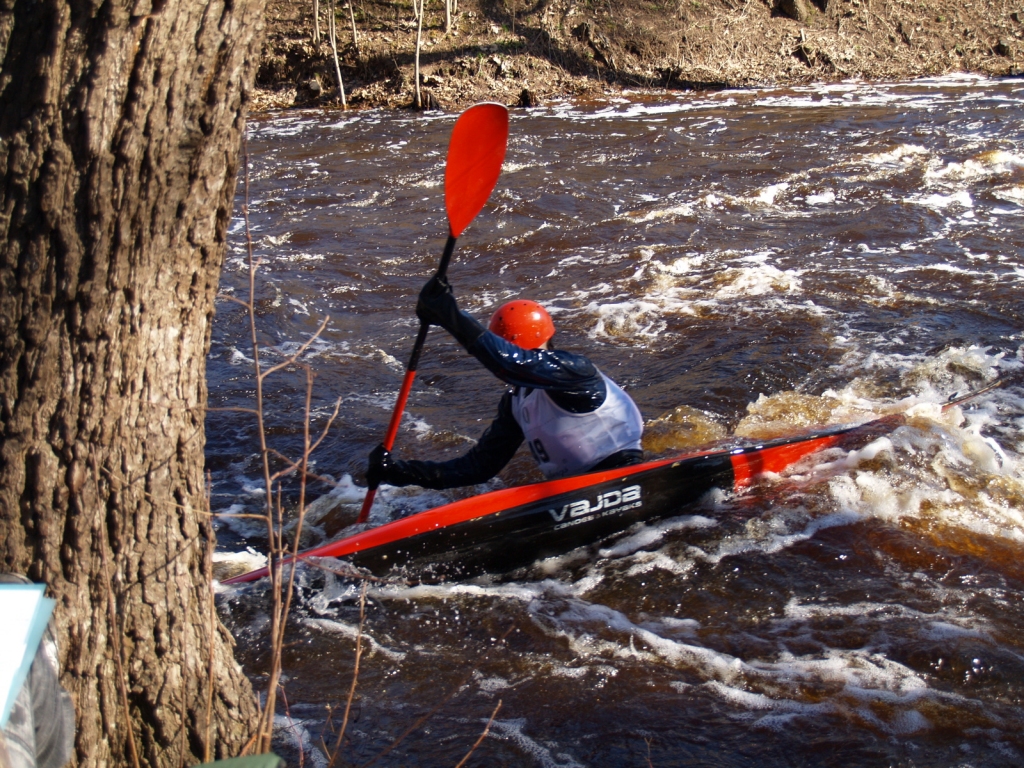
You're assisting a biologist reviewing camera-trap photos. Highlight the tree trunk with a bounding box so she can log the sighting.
[329,0,348,107]
[349,1,359,53]
[414,0,424,109]
[0,0,264,766]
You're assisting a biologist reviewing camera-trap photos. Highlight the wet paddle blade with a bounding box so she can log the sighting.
[444,103,509,238]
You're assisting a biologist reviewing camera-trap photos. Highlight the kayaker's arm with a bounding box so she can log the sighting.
[416,277,607,412]
[367,392,524,490]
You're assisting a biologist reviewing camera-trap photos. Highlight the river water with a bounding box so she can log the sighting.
[209,75,1024,767]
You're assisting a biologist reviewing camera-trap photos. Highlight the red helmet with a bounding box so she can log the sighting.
[488,300,555,350]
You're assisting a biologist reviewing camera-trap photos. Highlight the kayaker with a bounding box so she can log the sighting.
[367,276,644,490]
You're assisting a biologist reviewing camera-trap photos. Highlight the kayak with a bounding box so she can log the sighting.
[224,414,907,584]
[222,377,1008,585]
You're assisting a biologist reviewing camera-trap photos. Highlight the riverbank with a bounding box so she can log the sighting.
[251,0,1023,112]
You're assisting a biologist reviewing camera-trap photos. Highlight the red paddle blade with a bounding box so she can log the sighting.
[444,103,509,238]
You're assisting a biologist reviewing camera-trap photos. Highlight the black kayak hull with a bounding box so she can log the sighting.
[226,415,905,584]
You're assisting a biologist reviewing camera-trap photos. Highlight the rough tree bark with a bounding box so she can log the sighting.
[0,0,264,766]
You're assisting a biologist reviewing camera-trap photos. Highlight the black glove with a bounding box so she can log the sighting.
[416,274,454,327]
[415,274,487,347]
[366,443,442,489]
[366,443,394,490]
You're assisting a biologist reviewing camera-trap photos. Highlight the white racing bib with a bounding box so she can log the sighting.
[511,372,643,479]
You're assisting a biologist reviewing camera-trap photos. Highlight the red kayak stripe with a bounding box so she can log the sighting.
[730,435,840,489]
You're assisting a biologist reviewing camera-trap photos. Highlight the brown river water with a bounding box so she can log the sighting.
[209,75,1024,767]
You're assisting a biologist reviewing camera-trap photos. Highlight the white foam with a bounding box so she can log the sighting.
[487,719,586,768]
[273,714,330,768]
[806,189,836,205]
[659,254,708,275]
[302,617,407,661]
[921,621,988,642]
[256,118,317,139]
[371,578,557,606]
[227,345,255,366]
[908,190,974,209]
[682,510,860,568]
[705,680,826,715]
[926,150,1024,183]
[811,365,1024,544]
[861,144,929,165]
[626,201,696,222]
[585,298,669,340]
[213,547,267,591]
[286,475,367,534]
[548,665,588,679]
[712,264,803,300]
[524,593,968,735]
[992,184,1024,205]
[784,596,965,628]
[325,115,364,131]
[599,515,717,558]
[476,673,512,692]
[623,549,698,578]
[215,505,266,539]
[750,182,790,206]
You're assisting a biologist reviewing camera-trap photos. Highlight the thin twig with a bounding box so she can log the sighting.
[453,700,502,768]
[210,512,274,521]
[307,396,343,454]
[233,86,344,759]
[239,728,260,758]
[216,293,252,308]
[208,406,261,416]
[359,689,461,768]
[240,123,282,754]
[319,703,338,760]
[299,559,391,584]
[327,582,367,767]
[266,452,342,487]
[258,316,332,379]
[360,625,516,767]
[273,367,319,695]
[262,392,343,492]
[278,688,306,767]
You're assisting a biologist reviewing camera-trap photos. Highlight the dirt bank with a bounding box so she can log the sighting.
[251,0,1023,111]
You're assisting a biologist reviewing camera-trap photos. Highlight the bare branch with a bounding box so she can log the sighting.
[216,293,252,308]
[327,582,367,767]
[259,315,332,379]
[454,700,502,768]
[207,406,261,416]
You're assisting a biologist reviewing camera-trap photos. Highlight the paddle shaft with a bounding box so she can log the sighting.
[355,103,508,525]
[356,234,457,522]
[941,372,1014,412]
